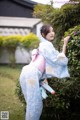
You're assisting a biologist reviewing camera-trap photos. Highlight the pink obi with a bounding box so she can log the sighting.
[31,49,45,73]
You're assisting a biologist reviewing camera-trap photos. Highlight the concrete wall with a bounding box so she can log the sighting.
[0,46,32,64]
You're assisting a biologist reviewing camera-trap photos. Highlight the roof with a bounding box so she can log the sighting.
[0,0,37,9]
[0,17,41,28]
[0,27,30,36]
[12,0,37,8]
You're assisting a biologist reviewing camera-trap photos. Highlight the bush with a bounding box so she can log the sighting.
[0,36,4,56]
[21,33,39,49]
[0,33,39,49]
[65,25,80,79]
[2,35,22,48]
[64,25,80,110]
[0,36,3,47]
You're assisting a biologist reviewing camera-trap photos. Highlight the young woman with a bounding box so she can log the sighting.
[19,24,70,120]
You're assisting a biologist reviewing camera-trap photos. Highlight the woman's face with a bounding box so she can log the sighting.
[45,27,55,41]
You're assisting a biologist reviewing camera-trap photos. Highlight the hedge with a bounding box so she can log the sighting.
[0,33,39,48]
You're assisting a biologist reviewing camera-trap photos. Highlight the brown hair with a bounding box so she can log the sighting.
[40,25,51,38]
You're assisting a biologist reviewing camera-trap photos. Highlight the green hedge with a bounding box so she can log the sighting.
[0,36,3,47]
[21,33,39,49]
[65,25,80,79]
[2,35,22,48]
[0,33,39,48]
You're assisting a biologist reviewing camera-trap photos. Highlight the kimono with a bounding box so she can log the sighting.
[38,36,70,79]
[19,36,70,120]
[20,65,43,120]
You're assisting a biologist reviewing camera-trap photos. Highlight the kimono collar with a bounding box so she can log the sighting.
[39,35,48,42]
[39,34,52,45]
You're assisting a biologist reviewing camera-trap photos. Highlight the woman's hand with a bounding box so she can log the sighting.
[62,36,70,54]
[63,36,70,46]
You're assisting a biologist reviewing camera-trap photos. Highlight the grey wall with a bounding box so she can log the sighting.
[0,46,32,64]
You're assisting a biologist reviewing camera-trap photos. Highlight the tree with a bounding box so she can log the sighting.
[70,0,80,2]
[33,3,80,45]
[33,4,54,23]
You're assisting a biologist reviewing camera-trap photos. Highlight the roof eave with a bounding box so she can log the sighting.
[13,0,37,9]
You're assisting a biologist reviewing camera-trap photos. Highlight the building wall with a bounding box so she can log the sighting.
[0,47,32,64]
[0,0,33,18]
[36,22,43,37]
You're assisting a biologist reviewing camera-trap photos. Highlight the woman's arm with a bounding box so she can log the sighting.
[62,36,70,54]
[39,42,68,65]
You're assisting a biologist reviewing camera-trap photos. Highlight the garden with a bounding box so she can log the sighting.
[0,0,80,120]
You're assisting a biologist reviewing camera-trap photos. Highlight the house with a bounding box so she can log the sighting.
[0,0,42,36]
[0,16,41,36]
[0,0,43,64]
[0,0,37,18]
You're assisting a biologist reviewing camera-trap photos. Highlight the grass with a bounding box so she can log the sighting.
[0,65,25,120]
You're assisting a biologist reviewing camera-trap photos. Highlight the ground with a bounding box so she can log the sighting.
[0,65,25,120]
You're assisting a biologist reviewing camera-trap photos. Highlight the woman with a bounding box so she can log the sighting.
[19,24,70,120]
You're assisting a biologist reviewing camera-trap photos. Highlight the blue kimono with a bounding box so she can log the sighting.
[19,36,70,120]
[38,36,70,79]
[20,65,43,120]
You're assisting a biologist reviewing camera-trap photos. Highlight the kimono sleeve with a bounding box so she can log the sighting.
[39,42,70,78]
[39,42,68,66]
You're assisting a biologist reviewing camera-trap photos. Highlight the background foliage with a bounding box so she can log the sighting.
[21,33,39,49]
[33,3,80,44]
